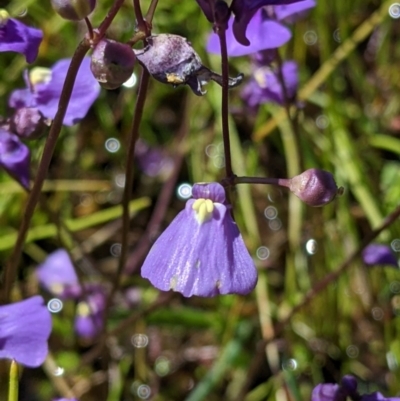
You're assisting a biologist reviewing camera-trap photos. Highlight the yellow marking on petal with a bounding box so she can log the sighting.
[49,283,64,295]
[30,67,52,86]
[77,302,90,317]
[0,9,9,26]
[192,198,215,224]
[254,67,268,89]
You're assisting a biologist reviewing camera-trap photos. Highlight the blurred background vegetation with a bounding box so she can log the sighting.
[1,0,400,400]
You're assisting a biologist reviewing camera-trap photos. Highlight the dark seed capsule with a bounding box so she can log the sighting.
[51,0,96,21]
[90,39,136,90]
[10,107,47,140]
[134,34,243,96]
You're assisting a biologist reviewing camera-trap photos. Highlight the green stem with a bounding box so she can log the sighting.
[8,361,18,401]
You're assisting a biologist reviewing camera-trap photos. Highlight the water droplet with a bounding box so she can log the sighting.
[316,115,329,129]
[47,298,63,313]
[386,351,398,371]
[177,183,192,200]
[131,333,149,348]
[137,384,151,399]
[391,239,400,252]
[114,173,126,188]
[110,243,121,257]
[333,28,341,43]
[389,3,400,18]
[53,366,64,376]
[213,155,225,169]
[346,345,359,358]
[105,138,120,153]
[372,307,384,320]
[256,246,270,260]
[303,30,318,45]
[17,8,28,17]
[205,144,217,158]
[155,356,171,376]
[268,218,282,231]
[122,73,137,88]
[305,239,318,255]
[264,206,278,220]
[282,358,298,371]
[390,281,400,294]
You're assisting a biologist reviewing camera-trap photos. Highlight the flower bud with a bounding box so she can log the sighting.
[91,39,136,90]
[289,168,339,207]
[10,107,47,139]
[0,129,30,188]
[51,0,96,21]
[134,34,243,96]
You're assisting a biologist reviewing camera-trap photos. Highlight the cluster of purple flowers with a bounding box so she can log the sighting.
[0,11,100,187]
[205,0,315,110]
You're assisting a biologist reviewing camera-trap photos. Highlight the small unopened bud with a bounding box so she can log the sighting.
[214,0,231,27]
[91,39,136,90]
[289,168,340,207]
[51,0,96,21]
[10,107,47,139]
[134,34,243,96]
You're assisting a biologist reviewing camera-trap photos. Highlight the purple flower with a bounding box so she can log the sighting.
[196,0,302,45]
[230,0,303,45]
[74,289,106,339]
[141,182,258,297]
[207,11,291,57]
[362,244,398,268]
[9,57,101,126]
[274,0,316,23]
[206,1,315,56]
[0,11,43,63]
[135,139,174,178]
[312,376,400,401]
[0,296,52,367]
[36,249,82,299]
[241,60,298,109]
[0,128,30,188]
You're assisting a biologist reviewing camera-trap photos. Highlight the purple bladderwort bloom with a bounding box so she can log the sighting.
[135,139,174,178]
[241,60,298,111]
[207,0,316,58]
[36,249,82,299]
[196,0,304,46]
[274,0,315,23]
[312,375,400,401]
[207,9,292,57]
[0,296,52,367]
[362,244,398,268]
[9,57,101,126]
[0,128,30,188]
[74,287,106,339]
[0,9,43,63]
[141,182,258,297]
